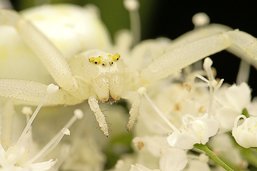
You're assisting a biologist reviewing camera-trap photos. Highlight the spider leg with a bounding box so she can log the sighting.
[127,24,231,71]
[88,96,109,136]
[141,30,257,83]
[0,9,77,92]
[122,90,143,131]
[227,30,257,65]
[0,79,81,106]
[167,24,232,50]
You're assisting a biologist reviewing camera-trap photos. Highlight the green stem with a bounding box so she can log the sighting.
[194,144,234,171]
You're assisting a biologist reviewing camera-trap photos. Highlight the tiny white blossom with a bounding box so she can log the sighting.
[0,100,83,170]
[0,121,56,171]
[214,83,251,132]
[130,164,159,171]
[133,136,170,157]
[159,148,188,171]
[167,114,219,150]
[192,12,210,27]
[184,159,210,171]
[232,115,257,148]
[124,0,139,11]
[132,136,188,171]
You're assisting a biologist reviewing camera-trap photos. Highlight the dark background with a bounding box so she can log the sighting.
[9,0,257,96]
[150,0,257,96]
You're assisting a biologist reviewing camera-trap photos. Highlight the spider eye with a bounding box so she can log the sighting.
[112,53,121,61]
[89,56,103,65]
[102,63,105,66]
[89,57,95,63]
[108,53,121,64]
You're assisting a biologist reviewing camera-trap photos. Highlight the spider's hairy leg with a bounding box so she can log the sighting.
[0,9,77,92]
[141,30,257,83]
[228,30,257,84]
[167,24,232,50]
[128,24,231,72]
[88,96,109,137]
[0,79,81,105]
[122,91,141,131]
[226,30,257,67]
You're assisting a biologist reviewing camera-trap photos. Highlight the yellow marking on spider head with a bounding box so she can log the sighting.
[89,56,103,65]
[108,53,121,65]
[111,53,120,61]
[89,53,121,66]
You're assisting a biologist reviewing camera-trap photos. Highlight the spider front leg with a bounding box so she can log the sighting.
[0,79,81,106]
[88,96,109,136]
[141,30,257,83]
[167,23,232,50]
[0,9,77,92]
[0,78,110,136]
[122,89,145,131]
[127,24,232,74]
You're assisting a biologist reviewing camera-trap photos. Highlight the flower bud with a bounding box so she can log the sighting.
[232,115,257,148]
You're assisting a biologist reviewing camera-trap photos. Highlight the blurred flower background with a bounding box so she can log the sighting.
[6,0,257,94]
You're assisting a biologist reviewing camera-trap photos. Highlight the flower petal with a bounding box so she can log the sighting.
[167,131,197,150]
[159,148,187,171]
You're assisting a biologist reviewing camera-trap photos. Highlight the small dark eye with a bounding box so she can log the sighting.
[94,62,97,64]
[110,62,114,65]
[102,63,105,66]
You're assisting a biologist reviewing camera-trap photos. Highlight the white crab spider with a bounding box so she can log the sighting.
[1,6,257,137]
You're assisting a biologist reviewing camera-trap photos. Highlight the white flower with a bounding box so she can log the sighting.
[130,164,159,171]
[0,112,56,171]
[132,136,168,169]
[159,148,188,171]
[129,148,188,171]
[0,86,83,170]
[61,126,105,171]
[133,136,170,157]
[111,156,137,171]
[132,136,188,171]
[167,114,219,150]
[232,115,257,148]
[214,83,251,132]
[184,159,210,171]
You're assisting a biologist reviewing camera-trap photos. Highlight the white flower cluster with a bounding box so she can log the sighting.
[1,1,257,171]
[0,84,84,171]
[127,58,251,171]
